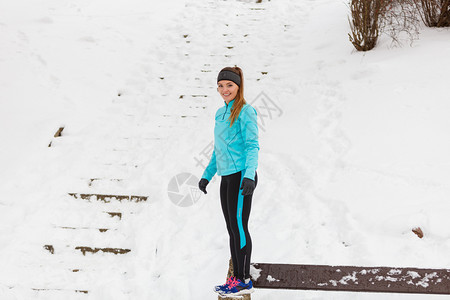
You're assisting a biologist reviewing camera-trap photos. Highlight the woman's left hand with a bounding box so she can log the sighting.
[240,178,255,196]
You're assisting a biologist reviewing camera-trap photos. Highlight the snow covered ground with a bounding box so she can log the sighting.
[1,0,450,299]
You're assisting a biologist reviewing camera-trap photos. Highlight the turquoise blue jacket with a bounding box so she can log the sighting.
[202,99,259,181]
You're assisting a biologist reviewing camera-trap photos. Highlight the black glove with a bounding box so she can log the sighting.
[240,178,255,196]
[198,178,209,194]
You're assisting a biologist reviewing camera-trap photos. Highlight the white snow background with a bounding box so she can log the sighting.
[1,0,450,299]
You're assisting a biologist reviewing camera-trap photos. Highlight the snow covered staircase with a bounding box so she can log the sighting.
[251,263,450,295]
[159,0,274,107]
[37,192,148,296]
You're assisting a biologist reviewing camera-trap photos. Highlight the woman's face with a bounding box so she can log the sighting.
[217,80,239,103]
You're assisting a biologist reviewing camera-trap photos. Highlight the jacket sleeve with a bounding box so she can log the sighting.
[201,147,217,181]
[239,105,259,180]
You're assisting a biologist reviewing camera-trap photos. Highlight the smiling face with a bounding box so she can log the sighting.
[217,80,239,104]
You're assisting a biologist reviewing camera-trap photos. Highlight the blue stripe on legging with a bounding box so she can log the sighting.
[237,173,246,249]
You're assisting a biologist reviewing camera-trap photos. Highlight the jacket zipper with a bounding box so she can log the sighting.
[222,103,228,120]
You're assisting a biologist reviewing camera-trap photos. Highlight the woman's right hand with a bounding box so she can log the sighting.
[198,178,209,194]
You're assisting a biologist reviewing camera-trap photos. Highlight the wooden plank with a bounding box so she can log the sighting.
[251,263,450,295]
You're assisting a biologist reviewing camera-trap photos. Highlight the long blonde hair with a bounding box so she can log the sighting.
[219,66,246,127]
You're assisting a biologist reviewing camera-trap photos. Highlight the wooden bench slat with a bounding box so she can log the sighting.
[251,263,450,295]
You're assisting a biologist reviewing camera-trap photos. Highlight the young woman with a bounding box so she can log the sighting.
[198,66,259,296]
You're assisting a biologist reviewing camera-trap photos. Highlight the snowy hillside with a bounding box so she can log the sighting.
[1,0,450,299]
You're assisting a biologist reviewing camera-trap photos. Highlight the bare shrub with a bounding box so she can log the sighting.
[349,0,421,50]
[414,0,450,27]
[382,0,421,47]
[348,0,388,51]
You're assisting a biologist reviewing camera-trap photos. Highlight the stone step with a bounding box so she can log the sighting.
[32,288,89,294]
[43,244,131,256]
[49,210,124,229]
[86,178,124,187]
[162,114,199,118]
[54,226,118,233]
[68,193,148,203]
[105,211,122,220]
[75,246,131,256]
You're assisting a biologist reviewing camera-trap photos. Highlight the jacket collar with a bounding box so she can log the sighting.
[224,99,235,107]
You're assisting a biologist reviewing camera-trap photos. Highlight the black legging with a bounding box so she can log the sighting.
[220,170,258,281]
